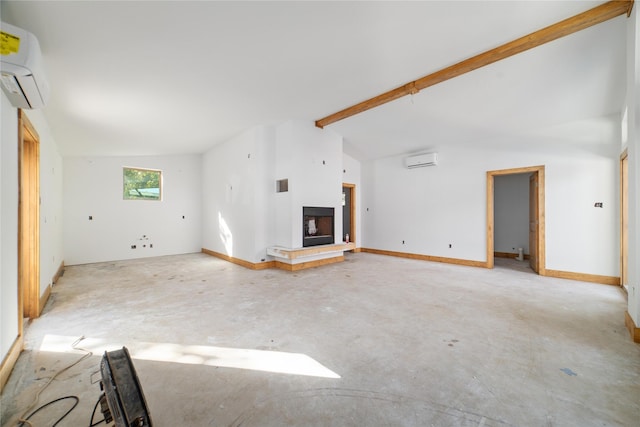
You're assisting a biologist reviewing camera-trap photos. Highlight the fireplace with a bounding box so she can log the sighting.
[303,207,334,247]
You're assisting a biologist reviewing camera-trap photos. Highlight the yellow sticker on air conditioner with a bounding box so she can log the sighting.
[0,31,20,55]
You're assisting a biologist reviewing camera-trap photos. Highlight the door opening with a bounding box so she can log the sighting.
[342,183,355,246]
[487,166,545,274]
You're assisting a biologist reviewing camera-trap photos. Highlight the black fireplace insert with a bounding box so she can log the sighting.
[303,206,334,247]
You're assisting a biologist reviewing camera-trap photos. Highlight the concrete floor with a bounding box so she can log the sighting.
[2,253,639,426]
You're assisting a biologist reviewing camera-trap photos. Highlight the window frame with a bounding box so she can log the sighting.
[122,166,163,201]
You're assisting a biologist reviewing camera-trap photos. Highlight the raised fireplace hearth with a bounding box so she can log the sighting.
[303,206,334,247]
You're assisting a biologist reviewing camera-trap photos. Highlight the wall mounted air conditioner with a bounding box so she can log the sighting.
[1,21,50,109]
[405,152,438,168]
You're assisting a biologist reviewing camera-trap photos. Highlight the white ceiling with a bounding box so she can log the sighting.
[1,1,628,160]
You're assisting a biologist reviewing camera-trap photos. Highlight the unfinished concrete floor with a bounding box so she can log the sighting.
[2,253,639,426]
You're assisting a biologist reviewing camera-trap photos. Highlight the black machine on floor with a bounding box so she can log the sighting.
[99,347,153,426]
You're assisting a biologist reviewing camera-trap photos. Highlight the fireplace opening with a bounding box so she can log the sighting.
[303,206,334,247]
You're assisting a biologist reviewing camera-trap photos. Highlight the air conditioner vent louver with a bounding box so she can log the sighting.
[1,22,49,109]
[405,153,438,168]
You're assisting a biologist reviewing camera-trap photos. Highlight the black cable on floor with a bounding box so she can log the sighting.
[18,395,79,427]
[89,394,106,427]
[17,336,93,426]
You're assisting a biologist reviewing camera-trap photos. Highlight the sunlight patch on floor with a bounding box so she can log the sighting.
[39,335,340,379]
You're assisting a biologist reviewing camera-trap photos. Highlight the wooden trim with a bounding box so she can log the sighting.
[487,166,545,274]
[274,255,344,271]
[486,165,546,177]
[624,311,640,343]
[201,248,276,270]
[545,269,620,286]
[486,173,495,269]
[316,1,633,128]
[495,251,515,259]
[343,183,356,245]
[0,335,24,392]
[52,261,65,284]
[494,251,530,260]
[352,247,362,253]
[18,110,41,319]
[537,169,546,275]
[361,248,486,268]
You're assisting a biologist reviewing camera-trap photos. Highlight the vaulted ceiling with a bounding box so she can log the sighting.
[1,1,629,160]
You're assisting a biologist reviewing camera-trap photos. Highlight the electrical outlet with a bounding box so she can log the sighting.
[594,202,603,208]
[131,245,136,249]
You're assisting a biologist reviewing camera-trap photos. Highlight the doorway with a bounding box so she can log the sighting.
[486,166,545,274]
[19,110,41,319]
[621,150,628,290]
[342,183,355,244]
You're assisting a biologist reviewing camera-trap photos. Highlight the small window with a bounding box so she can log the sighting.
[123,167,162,200]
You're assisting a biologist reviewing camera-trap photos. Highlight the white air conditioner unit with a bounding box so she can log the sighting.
[405,152,438,168]
[1,22,49,109]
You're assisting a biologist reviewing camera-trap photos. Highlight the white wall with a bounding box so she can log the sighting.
[63,155,202,265]
[252,127,277,261]
[362,119,620,277]
[494,173,530,255]
[1,93,20,361]
[202,126,276,263]
[626,6,640,326]
[275,120,343,249]
[0,97,64,364]
[274,122,295,248]
[23,110,64,295]
[363,147,486,261]
[202,120,344,263]
[545,152,618,275]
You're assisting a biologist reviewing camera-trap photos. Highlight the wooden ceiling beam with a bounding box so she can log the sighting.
[315,0,634,129]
